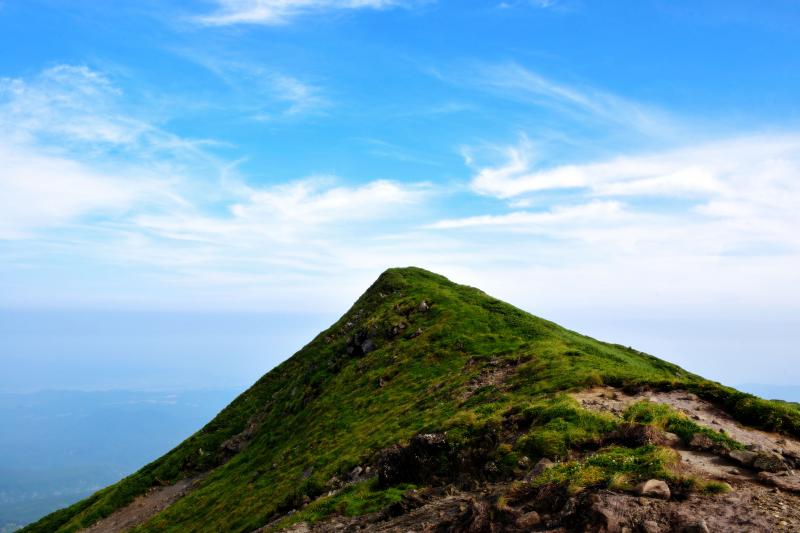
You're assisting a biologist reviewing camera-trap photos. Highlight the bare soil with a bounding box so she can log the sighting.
[82,475,205,533]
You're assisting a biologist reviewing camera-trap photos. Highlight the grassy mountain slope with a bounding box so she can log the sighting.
[23,267,800,532]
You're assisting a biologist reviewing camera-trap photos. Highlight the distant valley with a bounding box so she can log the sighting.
[0,389,238,531]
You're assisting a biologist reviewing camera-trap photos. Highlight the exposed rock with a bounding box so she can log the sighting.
[758,471,800,493]
[525,458,555,481]
[408,328,423,339]
[753,451,786,473]
[360,338,375,354]
[729,449,758,467]
[642,520,663,533]
[636,479,671,500]
[346,331,375,357]
[516,510,541,528]
[678,518,710,533]
[418,300,429,312]
[689,433,715,451]
[662,432,682,447]
[349,465,363,481]
[282,522,311,533]
[219,421,260,455]
[377,433,449,487]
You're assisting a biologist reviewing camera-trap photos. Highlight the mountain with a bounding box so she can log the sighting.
[22,267,800,532]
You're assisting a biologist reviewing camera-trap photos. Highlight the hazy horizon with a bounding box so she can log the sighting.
[2,303,798,396]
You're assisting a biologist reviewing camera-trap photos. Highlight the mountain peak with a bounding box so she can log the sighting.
[25,270,800,533]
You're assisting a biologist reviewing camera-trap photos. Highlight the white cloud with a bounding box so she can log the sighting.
[196,0,403,26]
[0,65,144,146]
[0,145,137,239]
[134,177,430,246]
[177,53,328,118]
[427,200,623,230]
[468,63,677,138]
[438,134,800,270]
[269,74,327,116]
[0,66,197,238]
[469,134,800,201]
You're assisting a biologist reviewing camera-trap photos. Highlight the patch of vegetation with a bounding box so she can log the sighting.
[532,445,679,494]
[623,401,744,450]
[686,383,800,436]
[701,480,733,495]
[22,267,800,532]
[514,396,619,459]
[269,478,415,531]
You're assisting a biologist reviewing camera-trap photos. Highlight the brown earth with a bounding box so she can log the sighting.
[80,387,800,532]
[82,475,205,533]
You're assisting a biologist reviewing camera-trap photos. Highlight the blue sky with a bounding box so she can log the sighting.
[1,0,799,390]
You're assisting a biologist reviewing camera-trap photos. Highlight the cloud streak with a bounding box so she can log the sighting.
[467,63,678,139]
[195,0,404,26]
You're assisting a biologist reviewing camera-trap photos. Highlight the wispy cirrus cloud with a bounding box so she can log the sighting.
[467,62,678,138]
[0,64,437,299]
[134,177,431,246]
[0,65,197,238]
[175,52,329,119]
[427,200,624,230]
[195,0,406,26]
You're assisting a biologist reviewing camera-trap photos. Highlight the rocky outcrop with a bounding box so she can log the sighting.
[752,451,786,473]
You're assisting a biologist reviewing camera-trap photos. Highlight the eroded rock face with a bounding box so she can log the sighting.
[758,471,800,493]
[377,431,505,489]
[752,451,786,473]
[377,433,450,487]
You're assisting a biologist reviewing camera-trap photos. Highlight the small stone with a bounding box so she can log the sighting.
[636,479,671,500]
[525,458,555,481]
[418,300,429,312]
[662,432,682,447]
[517,511,541,528]
[689,433,714,451]
[642,520,662,533]
[681,519,710,533]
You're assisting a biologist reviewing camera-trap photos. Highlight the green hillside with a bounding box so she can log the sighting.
[24,267,800,532]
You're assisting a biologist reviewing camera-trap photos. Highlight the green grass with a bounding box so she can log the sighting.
[623,401,744,450]
[269,479,415,531]
[22,267,800,533]
[513,396,619,459]
[531,445,679,494]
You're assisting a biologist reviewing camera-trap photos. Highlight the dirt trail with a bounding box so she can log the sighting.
[569,386,800,531]
[572,387,800,458]
[82,475,205,533]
